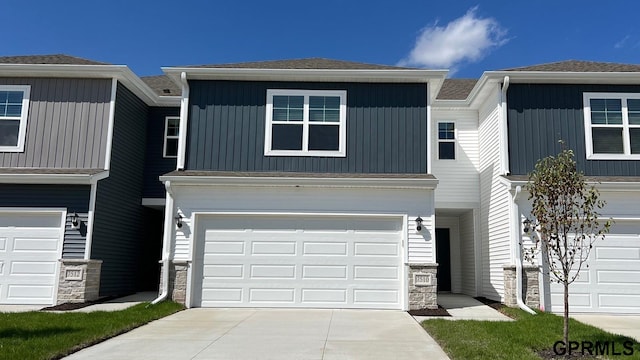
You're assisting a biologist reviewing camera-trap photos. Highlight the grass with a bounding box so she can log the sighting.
[0,301,184,360]
[421,308,640,359]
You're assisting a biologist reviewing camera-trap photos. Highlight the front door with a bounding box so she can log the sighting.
[435,228,451,292]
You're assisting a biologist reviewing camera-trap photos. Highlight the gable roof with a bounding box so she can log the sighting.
[141,75,181,96]
[185,58,412,70]
[504,60,640,72]
[436,79,478,100]
[0,54,109,65]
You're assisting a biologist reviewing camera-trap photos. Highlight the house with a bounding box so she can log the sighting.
[0,55,179,305]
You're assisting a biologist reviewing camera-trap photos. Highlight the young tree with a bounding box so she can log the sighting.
[523,146,611,346]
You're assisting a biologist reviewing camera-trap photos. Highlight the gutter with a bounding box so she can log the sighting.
[177,72,189,170]
[500,76,510,175]
[511,186,536,314]
[151,181,175,305]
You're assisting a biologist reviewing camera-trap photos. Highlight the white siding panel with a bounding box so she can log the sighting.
[478,87,513,302]
[459,210,476,296]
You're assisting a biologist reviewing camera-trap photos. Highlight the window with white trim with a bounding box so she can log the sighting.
[0,85,30,152]
[437,122,456,160]
[584,93,640,159]
[163,116,180,158]
[264,89,346,157]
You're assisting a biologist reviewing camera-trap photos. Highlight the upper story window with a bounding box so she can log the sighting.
[264,89,346,157]
[584,93,640,159]
[163,116,180,158]
[438,122,456,160]
[0,85,30,152]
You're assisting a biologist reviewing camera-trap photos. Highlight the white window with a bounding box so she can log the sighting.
[584,93,640,159]
[264,89,346,157]
[437,122,456,160]
[163,116,180,158]
[0,85,30,152]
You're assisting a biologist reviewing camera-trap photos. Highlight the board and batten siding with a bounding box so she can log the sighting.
[508,84,640,176]
[170,185,435,263]
[143,107,179,198]
[0,184,90,258]
[186,80,428,174]
[478,86,512,302]
[431,108,480,207]
[0,78,111,168]
[459,210,476,296]
[91,83,148,296]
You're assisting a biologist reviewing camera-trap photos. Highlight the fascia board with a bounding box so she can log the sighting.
[159,175,439,190]
[501,177,640,192]
[0,171,109,185]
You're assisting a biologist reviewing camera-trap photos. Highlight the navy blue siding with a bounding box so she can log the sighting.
[143,107,179,198]
[186,81,428,173]
[508,84,640,175]
[0,184,90,258]
[91,83,148,296]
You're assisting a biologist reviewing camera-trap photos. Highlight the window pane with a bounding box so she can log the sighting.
[166,119,180,136]
[309,96,340,123]
[592,128,623,154]
[590,98,622,125]
[439,142,455,159]
[5,91,23,104]
[308,125,339,151]
[0,120,19,146]
[630,128,640,154]
[273,96,303,122]
[272,124,303,150]
[438,122,455,139]
[628,99,640,125]
[165,138,178,157]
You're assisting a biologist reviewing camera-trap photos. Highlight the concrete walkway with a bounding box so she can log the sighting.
[413,293,513,323]
[64,308,450,360]
[573,314,640,342]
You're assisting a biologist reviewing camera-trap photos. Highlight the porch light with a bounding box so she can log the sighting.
[415,217,423,231]
[523,218,532,234]
[175,214,183,228]
[70,213,80,229]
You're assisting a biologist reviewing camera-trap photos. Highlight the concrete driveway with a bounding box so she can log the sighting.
[64,308,450,360]
[572,315,640,342]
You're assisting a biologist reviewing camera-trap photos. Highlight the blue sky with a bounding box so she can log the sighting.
[4,1,640,78]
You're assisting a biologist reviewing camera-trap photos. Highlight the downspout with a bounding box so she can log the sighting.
[151,181,175,305]
[512,185,536,314]
[177,72,189,170]
[500,76,510,175]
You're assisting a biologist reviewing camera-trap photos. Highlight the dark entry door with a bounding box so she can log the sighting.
[435,228,451,292]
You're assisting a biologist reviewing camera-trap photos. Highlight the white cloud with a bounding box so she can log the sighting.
[614,35,630,49]
[398,7,508,72]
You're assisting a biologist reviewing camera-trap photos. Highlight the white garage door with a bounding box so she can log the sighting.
[0,212,63,305]
[193,215,404,309]
[550,222,640,314]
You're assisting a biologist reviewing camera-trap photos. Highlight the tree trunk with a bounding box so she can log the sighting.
[563,281,569,346]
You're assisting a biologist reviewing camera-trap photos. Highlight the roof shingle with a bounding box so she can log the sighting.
[436,79,477,100]
[504,60,640,72]
[0,54,109,65]
[141,75,181,96]
[183,58,413,70]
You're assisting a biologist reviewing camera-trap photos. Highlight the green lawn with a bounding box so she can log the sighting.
[0,301,184,360]
[422,308,640,360]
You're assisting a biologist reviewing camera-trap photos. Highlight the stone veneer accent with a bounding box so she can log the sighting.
[503,265,540,309]
[159,260,189,305]
[57,259,102,304]
[408,263,438,310]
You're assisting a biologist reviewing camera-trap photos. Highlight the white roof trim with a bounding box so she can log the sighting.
[0,171,109,185]
[159,175,439,190]
[501,177,640,192]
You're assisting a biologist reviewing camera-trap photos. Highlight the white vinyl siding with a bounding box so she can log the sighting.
[478,87,512,302]
[459,210,477,296]
[432,109,480,208]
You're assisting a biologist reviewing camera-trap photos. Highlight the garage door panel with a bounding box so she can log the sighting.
[251,242,296,255]
[250,265,296,279]
[354,242,398,256]
[353,289,399,304]
[202,288,243,303]
[302,265,347,279]
[301,289,347,303]
[303,242,347,256]
[12,237,59,252]
[0,238,6,251]
[203,264,244,278]
[597,270,640,284]
[353,266,399,280]
[7,284,54,300]
[596,247,639,260]
[205,241,245,255]
[9,261,57,275]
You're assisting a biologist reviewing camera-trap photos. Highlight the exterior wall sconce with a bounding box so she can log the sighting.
[70,213,80,229]
[415,216,423,231]
[175,214,183,228]
[522,218,532,234]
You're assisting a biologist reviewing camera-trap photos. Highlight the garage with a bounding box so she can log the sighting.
[550,222,640,314]
[0,211,63,305]
[191,214,404,309]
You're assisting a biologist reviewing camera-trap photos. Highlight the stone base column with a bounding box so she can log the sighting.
[408,263,438,310]
[159,260,189,305]
[503,265,540,309]
[57,259,102,304]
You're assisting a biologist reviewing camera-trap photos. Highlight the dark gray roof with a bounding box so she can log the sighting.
[504,175,640,183]
[184,58,414,70]
[141,75,181,96]
[0,54,109,65]
[504,60,640,72]
[163,170,435,179]
[0,168,106,175]
[436,79,477,100]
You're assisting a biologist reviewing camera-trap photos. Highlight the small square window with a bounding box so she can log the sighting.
[437,122,456,160]
[163,116,180,158]
[0,86,30,152]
